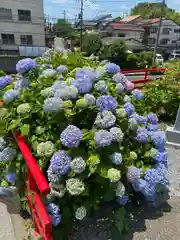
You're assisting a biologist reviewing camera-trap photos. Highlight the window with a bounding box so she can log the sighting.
[0,8,12,20]
[118,33,125,37]
[140,32,144,39]
[162,28,171,34]
[160,38,169,45]
[172,40,177,44]
[174,29,180,33]
[1,34,15,44]
[20,35,33,45]
[150,27,157,33]
[18,9,31,21]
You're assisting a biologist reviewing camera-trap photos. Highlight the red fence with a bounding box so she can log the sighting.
[121,67,167,89]
[0,67,168,239]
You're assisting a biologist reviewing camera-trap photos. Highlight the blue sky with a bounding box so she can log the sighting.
[44,0,180,22]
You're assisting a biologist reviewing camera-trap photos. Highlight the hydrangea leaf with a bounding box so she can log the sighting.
[20,124,30,136]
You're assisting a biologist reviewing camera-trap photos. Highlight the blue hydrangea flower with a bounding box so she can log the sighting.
[141,182,156,202]
[153,151,168,163]
[137,126,149,135]
[71,77,92,93]
[14,78,29,90]
[60,125,82,148]
[117,195,129,205]
[136,131,149,143]
[127,167,141,183]
[132,89,144,100]
[115,83,125,94]
[84,94,96,106]
[110,152,123,165]
[49,150,72,175]
[112,73,127,83]
[132,178,147,192]
[124,102,135,116]
[76,68,96,81]
[54,86,78,100]
[94,111,116,129]
[3,89,19,104]
[16,58,36,74]
[5,172,17,184]
[94,80,108,94]
[105,63,120,74]
[56,65,68,73]
[0,75,12,89]
[151,131,166,150]
[43,97,64,112]
[145,168,168,186]
[47,167,61,183]
[0,147,16,162]
[109,127,124,143]
[95,130,113,148]
[147,112,159,124]
[96,95,118,112]
[52,80,67,91]
[147,124,159,132]
[135,115,147,125]
[47,203,61,226]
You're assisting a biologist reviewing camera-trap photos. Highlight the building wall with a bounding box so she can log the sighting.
[0,0,45,52]
[149,19,180,47]
[112,30,144,41]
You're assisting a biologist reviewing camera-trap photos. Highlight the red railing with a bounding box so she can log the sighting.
[121,67,167,88]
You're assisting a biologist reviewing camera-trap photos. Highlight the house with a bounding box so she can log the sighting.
[0,0,45,55]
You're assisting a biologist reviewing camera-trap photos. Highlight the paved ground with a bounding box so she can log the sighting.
[0,144,179,240]
[126,74,163,82]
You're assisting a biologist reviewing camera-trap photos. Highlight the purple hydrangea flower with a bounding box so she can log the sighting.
[151,131,166,150]
[60,125,82,148]
[94,80,108,93]
[135,115,147,125]
[132,89,144,100]
[136,131,149,143]
[147,124,159,132]
[3,89,19,104]
[105,63,120,74]
[95,130,112,148]
[110,152,123,165]
[56,65,68,73]
[117,195,129,205]
[96,95,118,112]
[16,58,36,74]
[71,77,92,94]
[94,111,116,129]
[49,150,72,175]
[0,75,12,89]
[43,97,64,112]
[147,112,159,124]
[51,214,62,226]
[5,172,17,184]
[127,167,141,183]
[124,102,135,116]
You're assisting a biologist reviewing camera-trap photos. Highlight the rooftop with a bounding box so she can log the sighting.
[110,22,144,31]
[119,15,141,23]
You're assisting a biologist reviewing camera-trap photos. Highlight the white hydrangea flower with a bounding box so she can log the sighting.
[66,178,85,195]
[115,181,125,197]
[0,137,7,151]
[17,103,31,115]
[40,87,54,98]
[36,141,54,157]
[70,157,86,174]
[107,168,121,182]
[50,183,66,198]
[75,206,87,220]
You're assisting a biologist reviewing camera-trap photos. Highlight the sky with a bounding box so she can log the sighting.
[44,0,180,22]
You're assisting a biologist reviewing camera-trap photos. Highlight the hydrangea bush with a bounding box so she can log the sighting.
[0,49,169,235]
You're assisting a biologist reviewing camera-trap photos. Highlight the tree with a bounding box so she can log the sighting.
[82,34,102,56]
[53,19,74,39]
[131,2,180,24]
[98,40,128,68]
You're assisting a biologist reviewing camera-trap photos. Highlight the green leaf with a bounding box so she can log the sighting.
[20,124,30,136]
[114,207,126,233]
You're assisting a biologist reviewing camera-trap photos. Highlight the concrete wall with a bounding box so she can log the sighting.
[0,0,45,49]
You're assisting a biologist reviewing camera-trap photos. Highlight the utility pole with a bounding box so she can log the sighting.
[152,0,165,65]
[63,10,66,21]
[80,0,83,52]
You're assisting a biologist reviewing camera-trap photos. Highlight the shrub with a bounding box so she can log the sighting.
[141,60,180,122]
[82,34,102,56]
[0,50,168,236]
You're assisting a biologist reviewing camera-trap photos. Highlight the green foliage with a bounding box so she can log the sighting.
[127,51,153,69]
[0,70,5,77]
[53,19,74,39]
[82,34,102,56]
[131,2,180,23]
[142,60,180,121]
